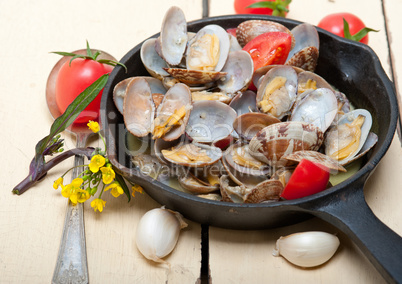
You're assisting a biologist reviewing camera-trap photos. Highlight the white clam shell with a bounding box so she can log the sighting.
[256,65,298,119]
[325,109,373,165]
[123,77,155,137]
[290,88,338,133]
[186,100,237,143]
[140,38,169,79]
[186,24,230,72]
[160,6,188,66]
[217,50,254,94]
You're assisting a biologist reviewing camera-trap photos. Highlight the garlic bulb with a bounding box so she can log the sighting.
[136,207,188,263]
[272,231,340,267]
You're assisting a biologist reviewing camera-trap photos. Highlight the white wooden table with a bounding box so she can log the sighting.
[1,0,401,283]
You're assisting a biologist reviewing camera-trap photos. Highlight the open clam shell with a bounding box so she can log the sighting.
[285,23,319,72]
[154,83,192,141]
[283,150,347,172]
[249,121,324,167]
[123,77,155,137]
[229,90,257,115]
[159,6,188,66]
[236,20,295,48]
[186,24,230,72]
[325,109,373,166]
[186,100,237,143]
[217,50,254,94]
[220,175,282,203]
[290,87,338,133]
[256,65,298,119]
[297,71,334,94]
[161,142,222,168]
[140,38,169,80]
[233,112,280,141]
[253,65,304,91]
[114,76,167,115]
[178,172,220,194]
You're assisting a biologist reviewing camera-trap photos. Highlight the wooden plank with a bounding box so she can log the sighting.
[208,0,401,283]
[383,0,402,137]
[0,1,203,283]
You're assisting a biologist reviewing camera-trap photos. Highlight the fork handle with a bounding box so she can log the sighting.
[52,133,89,284]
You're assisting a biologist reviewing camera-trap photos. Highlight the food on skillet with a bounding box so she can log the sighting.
[114,6,378,203]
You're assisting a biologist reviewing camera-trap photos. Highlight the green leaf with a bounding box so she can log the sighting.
[114,171,131,202]
[35,73,109,155]
[246,0,291,17]
[343,18,379,42]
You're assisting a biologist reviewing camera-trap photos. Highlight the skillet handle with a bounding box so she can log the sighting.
[303,185,402,284]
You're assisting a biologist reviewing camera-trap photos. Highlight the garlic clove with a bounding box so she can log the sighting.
[272,231,340,268]
[136,207,188,264]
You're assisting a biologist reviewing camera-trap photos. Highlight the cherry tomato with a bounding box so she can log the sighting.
[280,159,330,200]
[55,58,113,124]
[318,13,375,44]
[242,32,292,71]
[234,0,290,17]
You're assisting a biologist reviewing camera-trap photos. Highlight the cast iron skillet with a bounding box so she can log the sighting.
[100,15,402,283]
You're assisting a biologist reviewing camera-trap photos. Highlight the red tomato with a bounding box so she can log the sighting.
[242,32,292,71]
[318,13,371,44]
[55,58,113,124]
[280,159,330,200]
[234,0,289,17]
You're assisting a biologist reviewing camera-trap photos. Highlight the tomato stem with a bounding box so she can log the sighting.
[51,40,127,72]
[343,18,379,42]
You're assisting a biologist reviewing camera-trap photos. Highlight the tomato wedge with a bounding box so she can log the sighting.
[242,32,292,71]
[280,159,330,200]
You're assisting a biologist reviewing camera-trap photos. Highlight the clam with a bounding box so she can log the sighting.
[140,38,169,80]
[220,175,282,203]
[249,121,324,167]
[161,142,222,168]
[178,172,220,194]
[236,20,295,48]
[186,24,230,72]
[123,77,155,137]
[228,33,242,52]
[152,83,192,141]
[163,67,227,85]
[114,76,167,115]
[253,65,304,91]
[229,90,257,115]
[324,109,373,166]
[297,71,333,94]
[159,6,188,66]
[186,100,237,143]
[285,23,319,72]
[256,65,298,119]
[290,88,338,133]
[222,143,272,187]
[217,50,254,94]
[283,150,347,172]
[233,112,280,141]
[191,90,233,104]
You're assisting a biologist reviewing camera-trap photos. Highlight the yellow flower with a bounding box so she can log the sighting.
[89,154,106,173]
[105,182,124,198]
[100,166,115,184]
[132,184,143,197]
[87,120,100,133]
[61,178,84,205]
[77,189,91,203]
[91,198,106,212]
[53,177,64,190]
